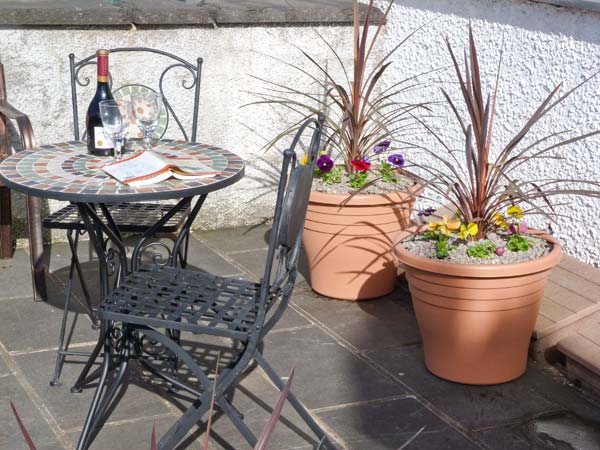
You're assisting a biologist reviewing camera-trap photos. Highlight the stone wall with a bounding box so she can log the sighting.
[2,0,600,265]
[1,23,354,240]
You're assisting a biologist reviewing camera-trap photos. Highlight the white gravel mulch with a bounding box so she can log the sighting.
[401,232,552,265]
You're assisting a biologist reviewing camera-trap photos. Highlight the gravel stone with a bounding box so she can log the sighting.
[401,232,552,265]
[313,173,416,195]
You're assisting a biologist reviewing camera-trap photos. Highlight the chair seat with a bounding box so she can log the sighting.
[42,203,188,233]
[100,266,262,340]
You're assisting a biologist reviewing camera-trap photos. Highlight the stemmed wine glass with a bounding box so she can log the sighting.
[132,92,163,151]
[99,100,132,160]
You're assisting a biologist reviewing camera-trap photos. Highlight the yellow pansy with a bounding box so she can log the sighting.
[430,216,460,236]
[493,212,508,230]
[300,154,309,165]
[459,223,479,240]
[507,205,524,220]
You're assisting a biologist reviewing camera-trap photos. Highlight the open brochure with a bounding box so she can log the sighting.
[102,150,220,187]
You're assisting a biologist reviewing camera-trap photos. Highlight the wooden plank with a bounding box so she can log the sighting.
[579,321,600,346]
[559,255,600,287]
[549,266,600,304]
[539,296,577,323]
[543,280,596,313]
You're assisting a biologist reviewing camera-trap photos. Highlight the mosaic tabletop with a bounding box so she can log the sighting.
[0,140,245,203]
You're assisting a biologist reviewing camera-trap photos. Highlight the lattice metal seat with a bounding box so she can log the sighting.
[101,265,262,338]
[43,202,188,232]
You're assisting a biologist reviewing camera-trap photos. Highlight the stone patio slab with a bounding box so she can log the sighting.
[366,345,567,431]
[0,297,98,354]
[0,375,65,450]
[262,325,406,410]
[0,250,38,300]
[292,289,422,351]
[14,350,171,431]
[316,396,483,450]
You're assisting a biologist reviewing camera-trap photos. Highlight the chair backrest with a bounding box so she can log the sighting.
[69,47,203,143]
[260,114,325,308]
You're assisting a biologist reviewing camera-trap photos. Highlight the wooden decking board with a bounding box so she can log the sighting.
[557,334,600,375]
[543,280,596,313]
[548,266,600,303]
[579,320,600,346]
[538,296,578,323]
[559,256,600,286]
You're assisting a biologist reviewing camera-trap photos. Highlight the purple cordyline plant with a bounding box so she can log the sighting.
[410,23,600,240]
[248,0,431,184]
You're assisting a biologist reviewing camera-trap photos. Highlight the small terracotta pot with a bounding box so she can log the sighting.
[393,226,562,384]
[303,185,419,301]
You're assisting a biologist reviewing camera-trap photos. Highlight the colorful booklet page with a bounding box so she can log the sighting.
[102,150,219,187]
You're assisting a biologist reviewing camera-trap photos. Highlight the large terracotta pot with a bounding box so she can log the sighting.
[393,227,562,385]
[303,185,420,301]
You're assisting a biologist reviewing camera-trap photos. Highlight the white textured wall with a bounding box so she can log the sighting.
[2,0,600,265]
[374,0,600,266]
[0,24,353,238]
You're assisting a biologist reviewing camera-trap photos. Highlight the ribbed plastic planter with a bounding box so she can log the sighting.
[302,185,419,301]
[393,227,562,384]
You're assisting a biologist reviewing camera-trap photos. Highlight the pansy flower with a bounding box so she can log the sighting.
[429,216,460,236]
[459,223,479,240]
[388,154,405,168]
[495,247,506,256]
[418,207,436,217]
[316,154,334,173]
[351,159,371,172]
[300,154,309,166]
[373,140,391,154]
[507,205,524,220]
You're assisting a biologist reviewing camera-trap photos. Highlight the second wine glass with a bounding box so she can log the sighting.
[132,92,163,151]
[99,100,132,160]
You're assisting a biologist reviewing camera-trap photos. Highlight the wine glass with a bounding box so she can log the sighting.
[99,100,132,160]
[132,92,163,151]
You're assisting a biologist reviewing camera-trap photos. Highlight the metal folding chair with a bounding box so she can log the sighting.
[46,48,203,387]
[75,115,338,450]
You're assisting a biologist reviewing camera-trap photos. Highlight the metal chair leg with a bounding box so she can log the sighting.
[50,230,96,387]
[216,397,258,447]
[76,328,129,450]
[254,352,339,450]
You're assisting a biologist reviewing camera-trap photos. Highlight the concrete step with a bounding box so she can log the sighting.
[531,256,600,360]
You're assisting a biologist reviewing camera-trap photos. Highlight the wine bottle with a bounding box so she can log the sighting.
[86,49,114,156]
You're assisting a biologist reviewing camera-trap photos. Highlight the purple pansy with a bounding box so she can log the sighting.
[495,247,506,256]
[507,224,517,235]
[388,153,405,168]
[373,140,391,154]
[418,207,436,217]
[316,154,334,173]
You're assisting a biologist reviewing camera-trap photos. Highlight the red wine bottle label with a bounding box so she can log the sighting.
[97,50,109,83]
[94,127,114,150]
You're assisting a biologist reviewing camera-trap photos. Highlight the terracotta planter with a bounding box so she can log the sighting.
[393,227,562,385]
[303,185,419,301]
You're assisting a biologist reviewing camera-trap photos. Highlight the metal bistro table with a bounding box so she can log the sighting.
[0,139,245,392]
